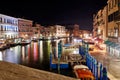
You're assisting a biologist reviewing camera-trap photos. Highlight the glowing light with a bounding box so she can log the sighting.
[25,34,28,37]
[10,48,13,51]
[34,43,38,61]
[74,39,77,42]
[73,50,79,54]
[73,51,76,54]
[39,41,43,62]
[0,52,2,60]
[33,36,37,38]
[22,46,25,61]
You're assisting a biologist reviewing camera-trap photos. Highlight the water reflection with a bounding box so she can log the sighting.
[21,46,25,62]
[0,41,51,70]
[33,42,38,61]
[39,41,43,63]
[2,47,21,64]
[42,41,50,70]
[0,38,78,79]
[0,38,72,72]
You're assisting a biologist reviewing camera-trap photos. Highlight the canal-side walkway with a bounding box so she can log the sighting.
[0,61,76,80]
[89,45,120,80]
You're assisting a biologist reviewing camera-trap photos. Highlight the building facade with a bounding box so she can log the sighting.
[48,25,66,38]
[107,0,120,42]
[18,18,33,39]
[73,24,80,37]
[93,6,107,40]
[32,23,41,39]
[0,14,18,39]
[49,26,56,37]
[42,27,50,37]
[54,25,66,37]
[41,25,66,38]
[80,30,91,38]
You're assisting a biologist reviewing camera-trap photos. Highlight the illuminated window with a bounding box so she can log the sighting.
[108,29,112,36]
[4,18,6,23]
[114,29,118,37]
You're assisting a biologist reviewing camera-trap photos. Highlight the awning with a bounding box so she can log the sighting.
[108,42,114,46]
[109,43,119,48]
[104,40,120,48]
[104,40,110,44]
[104,40,113,46]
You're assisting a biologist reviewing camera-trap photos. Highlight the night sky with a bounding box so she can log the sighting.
[0,0,107,30]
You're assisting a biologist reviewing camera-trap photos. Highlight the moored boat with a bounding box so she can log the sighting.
[18,40,31,46]
[0,43,10,51]
[73,65,95,80]
[0,39,10,50]
[8,42,18,47]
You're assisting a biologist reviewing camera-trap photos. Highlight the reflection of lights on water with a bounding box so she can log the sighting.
[10,48,13,51]
[48,40,51,43]
[48,37,51,39]
[27,45,30,47]
[34,43,38,61]
[0,52,2,60]
[39,41,43,61]
[22,46,25,61]
[14,47,19,54]
[22,46,25,55]
[27,44,30,62]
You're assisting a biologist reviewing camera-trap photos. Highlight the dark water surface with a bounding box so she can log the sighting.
[0,39,76,78]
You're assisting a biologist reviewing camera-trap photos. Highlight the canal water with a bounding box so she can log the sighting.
[0,41,50,70]
[0,38,76,78]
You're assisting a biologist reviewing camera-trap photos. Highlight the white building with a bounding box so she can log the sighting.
[44,25,66,38]
[0,14,18,39]
[54,25,66,37]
